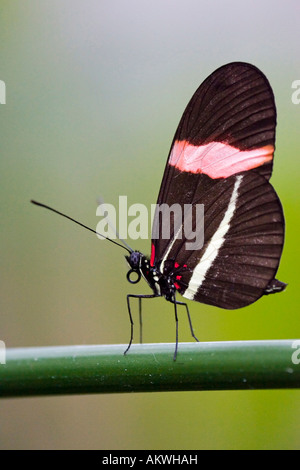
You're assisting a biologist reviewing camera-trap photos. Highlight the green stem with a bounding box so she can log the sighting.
[0,341,299,398]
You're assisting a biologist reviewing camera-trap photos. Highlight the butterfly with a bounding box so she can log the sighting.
[124,62,286,358]
[32,62,286,360]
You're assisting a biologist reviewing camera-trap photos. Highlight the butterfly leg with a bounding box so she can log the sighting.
[173,298,179,361]
[170,297,199,360]
[175,300,199,343]
[124,294,157,356]
[139,297,142,344]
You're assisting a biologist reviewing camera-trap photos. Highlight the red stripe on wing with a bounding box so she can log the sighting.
[169,139,274,178]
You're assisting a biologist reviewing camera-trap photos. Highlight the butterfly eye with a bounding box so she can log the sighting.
[126,269,141,284]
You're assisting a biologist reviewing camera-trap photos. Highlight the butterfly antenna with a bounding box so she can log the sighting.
[30,200,132,254]
[97,196,134,252]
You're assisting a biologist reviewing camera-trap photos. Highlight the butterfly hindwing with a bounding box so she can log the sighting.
[176,172,284,309]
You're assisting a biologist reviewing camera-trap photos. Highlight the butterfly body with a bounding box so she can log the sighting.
[126,251,177,301]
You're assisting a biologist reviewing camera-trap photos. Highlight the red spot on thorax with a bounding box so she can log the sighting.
[150,243,155,267]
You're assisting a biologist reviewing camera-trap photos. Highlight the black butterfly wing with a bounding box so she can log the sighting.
[171,62,276,154]
[150,62,285,309]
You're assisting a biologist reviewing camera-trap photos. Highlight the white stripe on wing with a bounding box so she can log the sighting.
[183,175,243,300]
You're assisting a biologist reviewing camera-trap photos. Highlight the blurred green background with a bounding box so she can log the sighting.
[0,0,299,450]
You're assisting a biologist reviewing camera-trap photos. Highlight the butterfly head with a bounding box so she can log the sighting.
[125,251,143,284]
